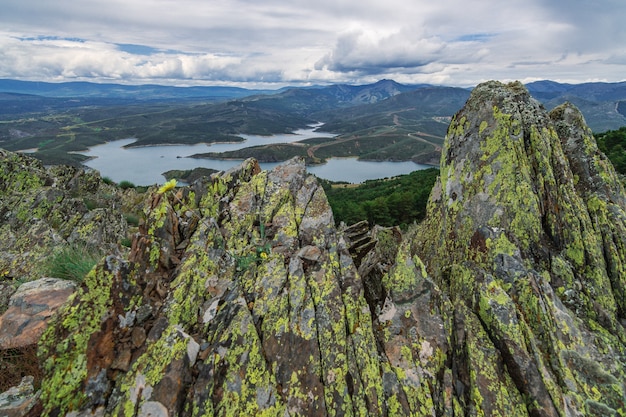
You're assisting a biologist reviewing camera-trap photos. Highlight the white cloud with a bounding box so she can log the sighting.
[315,26,447,74]
[1,0,625,87]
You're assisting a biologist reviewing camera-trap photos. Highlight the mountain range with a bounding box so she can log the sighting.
[1,78,625,132]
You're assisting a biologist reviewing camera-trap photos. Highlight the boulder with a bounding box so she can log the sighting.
[0,277,76,350]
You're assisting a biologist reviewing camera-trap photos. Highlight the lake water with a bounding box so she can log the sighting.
[79,127,432,185]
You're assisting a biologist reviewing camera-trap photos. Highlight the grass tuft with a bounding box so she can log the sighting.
[42,244,104,283]
[124,213,140,227]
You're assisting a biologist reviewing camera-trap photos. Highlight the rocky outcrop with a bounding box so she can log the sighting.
[33,81,626,416]
[0,149,133,281]
[414,81,626,415]
[0,278,74,416]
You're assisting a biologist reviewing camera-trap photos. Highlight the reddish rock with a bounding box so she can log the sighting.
[0,277,76,350]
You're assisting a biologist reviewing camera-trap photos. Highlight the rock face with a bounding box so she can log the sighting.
[415,81,626,415]
[36,82,626,416]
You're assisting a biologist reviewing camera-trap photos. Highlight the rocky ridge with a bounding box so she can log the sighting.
[2,81,625,416]
[0,149,138,285]
[0,148,143,403]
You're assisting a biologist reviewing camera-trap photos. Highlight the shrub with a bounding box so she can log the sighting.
[118,180,136,190]
[42,244,104,283]
[102,176,115,185]
[83,198,100,211]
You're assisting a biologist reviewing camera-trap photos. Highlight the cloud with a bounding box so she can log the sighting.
[315,27,447,74]
[0,35,247,83]
[1,0,625,87]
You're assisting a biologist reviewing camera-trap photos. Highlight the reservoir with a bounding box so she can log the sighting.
[79,127,432,185]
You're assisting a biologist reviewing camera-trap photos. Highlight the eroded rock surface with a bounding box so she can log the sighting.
[415,81,626,415]
[35,82,626,416]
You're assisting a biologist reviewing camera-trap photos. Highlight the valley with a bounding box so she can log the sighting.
[1,78,626,182]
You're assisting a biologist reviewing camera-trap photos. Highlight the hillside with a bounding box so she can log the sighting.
[187,86,471,165]
[1,78,626,171]
[2,81,625,416]
[526,80,626,131]
[0,81,460,167]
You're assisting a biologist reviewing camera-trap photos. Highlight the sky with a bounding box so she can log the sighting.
[1,0,625,89]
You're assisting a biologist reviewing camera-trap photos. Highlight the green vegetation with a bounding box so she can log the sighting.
[311,133,440,164]
[123,213,140,227]
[82,198,101,211]
[322,168,439,228]
[193,131,444,165]
[0,99,313,166]
[118,180,135,190]
[41,244,105,283]
[0,84,460,167]
[192,143,313,163]
[595,127,626,174]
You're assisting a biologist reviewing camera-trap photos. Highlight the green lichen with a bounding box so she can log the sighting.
[479,120,489,135]
[382,240,425,298]
[115,325,191,417]
[463,306,528,417]
[207,300,286,417]
[480,107,543,252]
[449,115,469,138]
[38,262,113,415]
[169,249,215,327]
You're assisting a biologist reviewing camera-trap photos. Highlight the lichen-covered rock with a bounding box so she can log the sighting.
[38,158,388,416]
[0,282,15,315]
[35,82,626,417]
[0,376,39,417]
[0,149,132,281]
[415,81,626,416]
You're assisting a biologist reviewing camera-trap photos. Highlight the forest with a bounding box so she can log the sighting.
[321,168,439,228]
[596,126,626,175]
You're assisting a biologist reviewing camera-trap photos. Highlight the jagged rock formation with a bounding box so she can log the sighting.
[413,81,626,415]
[32,81,626,416]
[0,149,134,282]
[0,149,141,398]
